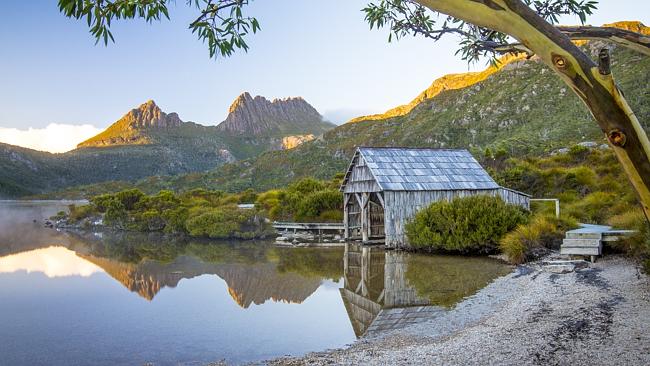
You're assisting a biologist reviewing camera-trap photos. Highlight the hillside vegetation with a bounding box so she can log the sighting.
[0,95,334,198]
[94,33,650,194]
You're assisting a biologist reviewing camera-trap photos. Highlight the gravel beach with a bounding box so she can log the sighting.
[266,256,650,366]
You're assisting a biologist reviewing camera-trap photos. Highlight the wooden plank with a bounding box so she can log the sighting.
[376,192,385,208]
[560,247,601,256]
[344,194,349,240]
[361,192,369,242]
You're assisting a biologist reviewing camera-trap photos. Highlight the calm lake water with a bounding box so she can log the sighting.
[0,201,512,365]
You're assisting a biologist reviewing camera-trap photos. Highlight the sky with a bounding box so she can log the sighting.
[0,0,649,152]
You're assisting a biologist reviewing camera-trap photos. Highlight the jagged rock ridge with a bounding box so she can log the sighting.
[217,92,333,136]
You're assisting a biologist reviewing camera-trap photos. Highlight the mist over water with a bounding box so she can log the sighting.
[0,201,82,255]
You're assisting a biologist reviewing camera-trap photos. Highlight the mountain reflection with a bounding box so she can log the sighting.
[0,218,344,307]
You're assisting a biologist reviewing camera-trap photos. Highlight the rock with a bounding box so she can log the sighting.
[578,141,598,148]
[281,134,315,149]
[216,92,331,136]
[542,260,589,273]
[276,236,289,242]
[544,264,576,273]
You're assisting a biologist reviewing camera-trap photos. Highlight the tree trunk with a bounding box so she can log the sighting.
[416,0,650,222]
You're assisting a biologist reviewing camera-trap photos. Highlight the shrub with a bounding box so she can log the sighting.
[67,204,97,223]
[162,207,189,234]
[296,189,343,221]
[288,177,326,195]
[90,193,116,213]
[115,189,145,211]
[607,209,650,269]
[185,206,272,239]
[103,199,127,228]
[564,191,620,224]
[405,195,529,254]
[237,188,258,204]
[499,215,576,264]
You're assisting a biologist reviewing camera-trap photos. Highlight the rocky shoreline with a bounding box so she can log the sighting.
[264,255,650,366]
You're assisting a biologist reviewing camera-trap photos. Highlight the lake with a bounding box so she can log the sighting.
[0,201,512,365]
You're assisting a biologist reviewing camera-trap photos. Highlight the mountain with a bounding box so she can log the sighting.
[217,92,334,136]
[7,21,649,198]
[0,94,334,198]
[121,21,650,194]
[78,100,183,147]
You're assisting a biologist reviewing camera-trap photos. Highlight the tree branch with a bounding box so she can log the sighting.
[557,25,650,56]
[415,0,650,222]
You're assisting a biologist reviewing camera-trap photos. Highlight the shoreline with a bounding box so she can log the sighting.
[265,255,650,366]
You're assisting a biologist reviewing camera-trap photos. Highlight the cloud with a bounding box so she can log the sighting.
[0,123,103,153]
[0,246,103,278]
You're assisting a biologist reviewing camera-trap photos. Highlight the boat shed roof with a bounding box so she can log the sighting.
[341,147,500,192]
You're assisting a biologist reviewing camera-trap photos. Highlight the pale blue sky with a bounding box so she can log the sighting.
[1,0,649,132]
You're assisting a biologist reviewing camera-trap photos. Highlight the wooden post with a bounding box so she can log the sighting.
[343,194,349,240]
[555,199,560,219]
[361,192,369,243]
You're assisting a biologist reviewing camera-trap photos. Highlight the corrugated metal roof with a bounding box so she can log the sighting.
[356,147,499,191]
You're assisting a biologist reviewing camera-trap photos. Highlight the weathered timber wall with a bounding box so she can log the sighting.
[344,155,381,193]
[383,189,530,248]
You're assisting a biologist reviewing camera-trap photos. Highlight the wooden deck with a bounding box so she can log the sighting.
[272,222,344,231]
[561,224,635,261]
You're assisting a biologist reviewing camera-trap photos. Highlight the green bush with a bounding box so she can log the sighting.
[67,204,97,223]
[296,189,343,221]
[607,209,650,270]
[103,198,127,228]
[131,210,166,231]
[185,206,271,239]
[564,191,624,224]
[499,215,577,264]
[90,193,116,213]
[162,207,189,234]
[115,189,145,210]
[288,177,326,195]
[405,195,529,254]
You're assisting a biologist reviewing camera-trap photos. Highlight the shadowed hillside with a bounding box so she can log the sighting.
[0,94,334,198]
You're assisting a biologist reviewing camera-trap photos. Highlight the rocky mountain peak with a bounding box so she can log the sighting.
[77,100,183,148]
[217,92,327,136]
[122,100,183,130]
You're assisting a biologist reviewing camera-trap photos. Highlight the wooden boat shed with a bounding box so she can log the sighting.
[340,147,530,248]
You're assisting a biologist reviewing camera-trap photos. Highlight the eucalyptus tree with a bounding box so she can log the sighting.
[57,0,650,221]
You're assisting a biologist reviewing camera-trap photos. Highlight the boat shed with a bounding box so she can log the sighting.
[340,147,530,248]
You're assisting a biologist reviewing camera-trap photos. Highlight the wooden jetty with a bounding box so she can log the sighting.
[272,222,344,231]
[561,224,635,262]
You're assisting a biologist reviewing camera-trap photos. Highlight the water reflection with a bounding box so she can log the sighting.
[0,246,103,277]
[3,228,344,306]
[0,201,511,365]
[341,243,512,337]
